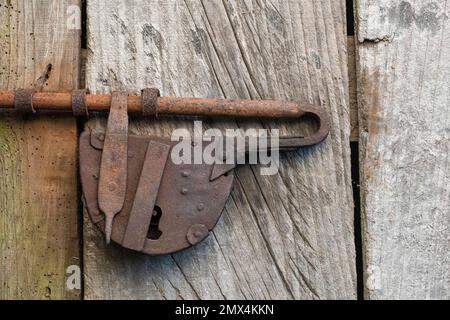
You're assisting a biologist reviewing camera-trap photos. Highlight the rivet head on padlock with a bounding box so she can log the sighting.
[181,188,189,195]
[182,171,190,178]
[197,203,205,211]
[187,224,209,246]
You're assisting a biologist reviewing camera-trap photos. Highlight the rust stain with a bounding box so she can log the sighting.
[359,67,381,182]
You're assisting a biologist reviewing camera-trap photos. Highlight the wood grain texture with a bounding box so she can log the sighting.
[356,0,450,299]
[84,0,355,300]
[0,0,80,299]
[348,36,358,142]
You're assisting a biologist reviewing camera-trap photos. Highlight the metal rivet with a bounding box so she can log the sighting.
[194,231,203,238]
[187,224,209,246]
[109,184,116,191]
[197,203,205,211]
[181,188,189,195]
[98,134,105,142]
[182,171,190,177]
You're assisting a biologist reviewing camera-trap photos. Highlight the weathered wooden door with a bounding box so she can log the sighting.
[83,0,355,300]
[1,0,448,300]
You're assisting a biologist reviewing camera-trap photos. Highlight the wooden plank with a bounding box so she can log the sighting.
[356,0,450,299]
[0,0,80,299]
[84,0,355,299]
[348,36,359,142]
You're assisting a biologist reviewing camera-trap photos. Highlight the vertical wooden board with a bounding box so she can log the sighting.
[348,36,359,142]
[85,0,355,299]
[0,0,80,299]
[356,0,450,299]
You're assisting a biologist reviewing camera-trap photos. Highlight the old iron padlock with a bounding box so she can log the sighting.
[79,89,330,255]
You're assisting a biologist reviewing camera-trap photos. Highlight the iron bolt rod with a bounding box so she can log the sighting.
[0,90,319,118]
[0,90,330,146]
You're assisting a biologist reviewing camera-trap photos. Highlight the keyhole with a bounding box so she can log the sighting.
[147,206,163,240]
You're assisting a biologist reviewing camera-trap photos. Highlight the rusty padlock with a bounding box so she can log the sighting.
[76,88,330,255]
